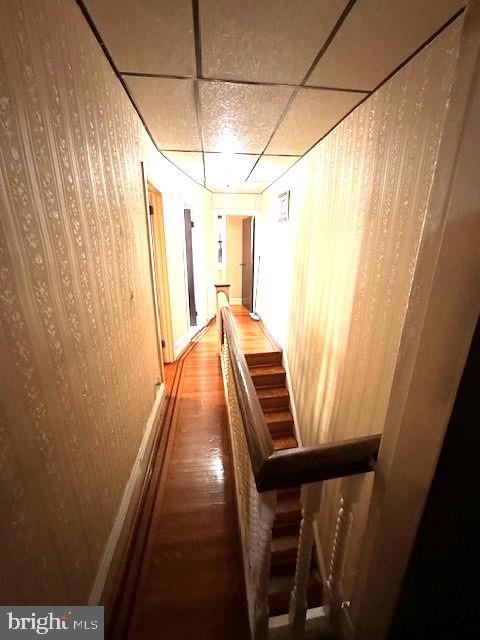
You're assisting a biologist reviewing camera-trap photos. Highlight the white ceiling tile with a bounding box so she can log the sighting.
[162,151,204,183]
[249,156,300,183]
[205,183,234,193]
[266,88,367,156]
[199,81,293,153]
[124,77,201,151]
[204,153,259,191]
[84,0,195,76]
[200,0,349,84]
[307,0,464,90]
[236,182,271,194]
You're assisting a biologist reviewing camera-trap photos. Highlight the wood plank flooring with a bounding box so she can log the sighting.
[121,318,251,640]
[230,305,278,354]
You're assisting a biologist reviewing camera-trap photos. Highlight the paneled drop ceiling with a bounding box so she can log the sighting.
[82,0,464,193]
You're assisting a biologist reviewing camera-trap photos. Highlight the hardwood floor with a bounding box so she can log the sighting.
[122,320,250,640]
[230,305,278,354]
[114,307,320,639]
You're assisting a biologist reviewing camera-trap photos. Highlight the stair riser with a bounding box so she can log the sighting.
[266,419,295,434]
[270,553,317,577]
[272,522,301,538]
[271,549,298,567]
[260,396,290,411]
[269,585,323,616]
[273,512,302,530]
[268,596,292,617]
[270,559,297,578]
[245,352,282,366]
[277,488,301,502]
[253,372,286,388]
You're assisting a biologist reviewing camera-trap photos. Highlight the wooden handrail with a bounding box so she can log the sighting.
[256,434,380,492]
[219,300,381,492]
[220,304,274,475]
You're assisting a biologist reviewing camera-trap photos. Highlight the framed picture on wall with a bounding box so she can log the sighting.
[278,190,290,222]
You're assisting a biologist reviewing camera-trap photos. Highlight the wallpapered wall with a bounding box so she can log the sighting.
[255,17,462,607]
[0,0,212,603]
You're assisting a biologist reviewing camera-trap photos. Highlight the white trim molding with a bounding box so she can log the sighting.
[88,383,166,604]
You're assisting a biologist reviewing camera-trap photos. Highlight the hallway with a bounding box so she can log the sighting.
[123,316,252,639]
[1,2,479,639]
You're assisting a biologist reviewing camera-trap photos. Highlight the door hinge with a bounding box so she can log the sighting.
[149,205,154,216]
[191,220,194,228]
[161,339,166,347]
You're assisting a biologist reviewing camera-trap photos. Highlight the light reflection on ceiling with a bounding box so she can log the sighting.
[82,0,464,193]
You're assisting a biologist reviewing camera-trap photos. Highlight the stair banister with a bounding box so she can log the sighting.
[219,295,274,476]
[216,289,381,639]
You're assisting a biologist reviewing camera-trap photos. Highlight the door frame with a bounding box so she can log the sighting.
[241,216,255,311]
[183,207,197,327]
[141,163,175,364]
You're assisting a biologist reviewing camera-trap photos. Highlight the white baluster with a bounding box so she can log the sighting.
[254,490,277,640]
[289,482,322,639]
[222,331,274,639]
[326,476,362,624]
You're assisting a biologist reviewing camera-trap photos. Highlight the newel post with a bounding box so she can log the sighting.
[215,283,230,354]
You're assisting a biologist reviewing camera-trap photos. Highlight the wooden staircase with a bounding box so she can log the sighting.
[245,351,323,617]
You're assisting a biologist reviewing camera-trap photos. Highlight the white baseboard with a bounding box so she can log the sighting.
[174,331,192,359]
[174,316,210,359]
[88,383,166,604]
[230,297,242,305]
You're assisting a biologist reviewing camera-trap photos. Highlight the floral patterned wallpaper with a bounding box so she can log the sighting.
[255,16,462,616]
[0,0,194,603]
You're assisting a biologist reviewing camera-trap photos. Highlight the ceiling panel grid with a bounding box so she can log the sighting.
[82,0,465,193]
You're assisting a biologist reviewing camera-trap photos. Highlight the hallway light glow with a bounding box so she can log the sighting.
[206,150,254,190]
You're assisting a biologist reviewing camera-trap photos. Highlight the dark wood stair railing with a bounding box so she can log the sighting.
[217,292,381,640]
[219,301,380,492]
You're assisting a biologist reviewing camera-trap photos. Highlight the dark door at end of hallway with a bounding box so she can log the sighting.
[184,209,197,326]
[242,217,255,311]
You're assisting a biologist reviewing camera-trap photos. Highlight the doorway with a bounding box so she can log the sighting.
[184,208,197,327]
[241,217,255,311]
[225,214,255,310]
[146,181,174,363]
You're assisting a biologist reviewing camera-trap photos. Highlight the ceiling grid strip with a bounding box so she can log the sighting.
[260,5,466,195]
[75,0,212,191]
[192,0,207,186]
[243,0,360,186]
[77,0,466,194]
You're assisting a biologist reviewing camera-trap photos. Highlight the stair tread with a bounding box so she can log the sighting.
[250,365,285,376]
[276,496,301,515]
[272,435,298,450]
[271,533,299,553]
[265,410,294,423]
[256,386,289,398]
[268,571,321,597]
[245,351,282,364]
[268,572,323,616]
